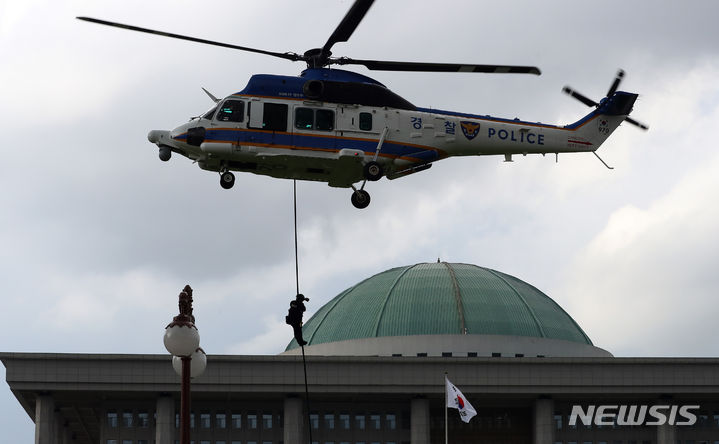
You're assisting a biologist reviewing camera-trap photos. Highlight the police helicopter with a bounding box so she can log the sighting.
[78,0,646,209]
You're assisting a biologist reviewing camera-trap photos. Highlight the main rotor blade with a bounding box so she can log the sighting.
[607,69,625,96]
[76,17,301,62]
[336,58,541,75]
[322,0,375,55]
[563,86,598,107]
[625,116,649,130]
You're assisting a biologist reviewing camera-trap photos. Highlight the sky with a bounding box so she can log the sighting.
[2,0,719,440]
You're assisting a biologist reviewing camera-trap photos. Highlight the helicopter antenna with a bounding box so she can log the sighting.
[201,87,220,104]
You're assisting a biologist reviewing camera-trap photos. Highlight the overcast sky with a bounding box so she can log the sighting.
[2,0,719,440]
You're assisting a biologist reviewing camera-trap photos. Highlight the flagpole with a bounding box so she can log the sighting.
[444,372,448,444]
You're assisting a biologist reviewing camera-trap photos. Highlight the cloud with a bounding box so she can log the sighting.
[225,316,290,355]
[560,64,719,356]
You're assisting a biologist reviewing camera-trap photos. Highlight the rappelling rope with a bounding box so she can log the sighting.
[293,180,313,444]
[294,180,300,295]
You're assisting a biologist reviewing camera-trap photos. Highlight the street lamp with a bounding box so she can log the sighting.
[164,285,206,444]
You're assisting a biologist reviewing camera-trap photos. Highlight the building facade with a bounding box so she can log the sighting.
[4,263,719,444]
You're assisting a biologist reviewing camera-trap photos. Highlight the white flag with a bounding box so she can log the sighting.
[445,376,477,423]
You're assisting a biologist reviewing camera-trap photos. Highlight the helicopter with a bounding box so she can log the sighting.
[78,0,646,209]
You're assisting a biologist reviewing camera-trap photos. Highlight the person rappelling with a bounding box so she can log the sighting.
[286,293,309,346]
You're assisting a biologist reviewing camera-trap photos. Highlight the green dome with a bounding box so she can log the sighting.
[286,262,593,352]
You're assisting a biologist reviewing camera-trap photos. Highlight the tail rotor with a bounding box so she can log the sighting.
[563,69,648,131]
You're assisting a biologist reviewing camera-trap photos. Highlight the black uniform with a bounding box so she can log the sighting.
[286,294,309,346]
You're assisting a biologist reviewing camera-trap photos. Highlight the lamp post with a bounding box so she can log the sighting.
[163,285,206,444]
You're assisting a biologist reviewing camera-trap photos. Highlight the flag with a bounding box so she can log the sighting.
[445,376,477,423]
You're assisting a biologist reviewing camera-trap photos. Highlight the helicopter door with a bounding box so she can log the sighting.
[248,100,289,145]
[248,98,263,129]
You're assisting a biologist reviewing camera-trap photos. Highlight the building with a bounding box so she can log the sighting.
[3,262,719,444]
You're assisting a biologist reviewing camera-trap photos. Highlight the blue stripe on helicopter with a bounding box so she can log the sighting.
[177,129,440,162]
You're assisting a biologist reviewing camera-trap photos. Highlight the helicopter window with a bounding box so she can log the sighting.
[295,108,314,130]
[202,106,217,120]
[217,100,245,123]
[262,103,288,131]
[359,112,372,131]
[315,109,334,131]
[295,107,335,131]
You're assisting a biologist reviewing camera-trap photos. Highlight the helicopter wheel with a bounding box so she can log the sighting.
[363,161,383,181]
[351,189,371,209]
[220,171,235,189]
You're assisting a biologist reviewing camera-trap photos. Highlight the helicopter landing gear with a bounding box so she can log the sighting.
[363,161,383,181]
[350,188,371,209]
[220,171,235,189]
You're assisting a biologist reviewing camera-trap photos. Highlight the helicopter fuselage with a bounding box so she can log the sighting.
[148,68,637,201]
[81,2,644,208]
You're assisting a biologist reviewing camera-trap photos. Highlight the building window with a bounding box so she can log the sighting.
[107,441,117,444]
[263,413,273,429]
[138,411,149,428]
[217,441,226,444]
[107,412,118,428]
[247,414,258,429]
[216,413,227,429]
[122,441,132,444]
[310,414,319,429]
[359,112,372,131]
[200,412,211,429]
[370,415,381,430]
[200,441,210,444]
[231,441,241,444]
[191,413,195,429]
[339,414,350,429]
[324,414,335,429]
[386,414,396,430]
[122,411,133,428]
[232,413,242,429]
[138,441,148,444]
[554,414,562,430]
[355,415,365,430]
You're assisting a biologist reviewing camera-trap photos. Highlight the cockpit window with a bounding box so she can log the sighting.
[202,106,217,120]
[217,100,245,122]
